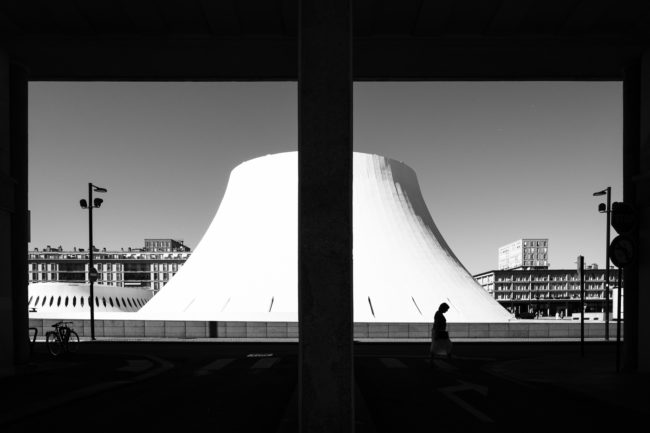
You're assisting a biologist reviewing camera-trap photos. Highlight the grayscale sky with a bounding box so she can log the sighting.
[29,81,621,275]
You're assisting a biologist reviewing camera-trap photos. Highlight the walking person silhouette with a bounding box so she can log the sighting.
[430,302,452,362]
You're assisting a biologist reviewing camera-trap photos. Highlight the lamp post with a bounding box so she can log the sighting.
[593,187,611,340]
[80,183,107,341]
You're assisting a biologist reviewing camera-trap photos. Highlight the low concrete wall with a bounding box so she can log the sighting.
[29,319,623,340]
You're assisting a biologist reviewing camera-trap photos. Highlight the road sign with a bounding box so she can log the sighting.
[89,267,99,282]
[611,202,636,234]
[609,235,636,268]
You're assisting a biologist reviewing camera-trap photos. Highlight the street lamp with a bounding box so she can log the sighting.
[593,186,611,340]
[80,183,107,341]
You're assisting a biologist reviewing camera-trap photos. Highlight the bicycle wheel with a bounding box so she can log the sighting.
[66,330,80,353]
[46,332,63,356]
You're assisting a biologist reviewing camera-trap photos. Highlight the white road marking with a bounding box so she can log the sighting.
[194,358,235,376]
[438,380,492,423]
[380,358,407,369]
[117,359,153,373]
[251,357,280,369]
[432,359,458,372]
[451,355,496,361]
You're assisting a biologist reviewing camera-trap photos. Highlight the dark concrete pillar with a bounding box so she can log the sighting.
[0,51,13,373]
[298,0,354,432]
[637,53,650,372]
[623,62,640,372]
[10,62,29,365]
[0,55,29,369]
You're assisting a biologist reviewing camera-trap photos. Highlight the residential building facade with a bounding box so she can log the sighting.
[498,238,549,270]
[28,239,191,294]
[144,238,190,252]
[473,267,621,318]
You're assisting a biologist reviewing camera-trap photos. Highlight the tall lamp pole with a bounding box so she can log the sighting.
[80,183,107,341]
[593,187,611,341]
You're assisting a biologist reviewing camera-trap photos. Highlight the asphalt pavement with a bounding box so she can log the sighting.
[1,340,647,432]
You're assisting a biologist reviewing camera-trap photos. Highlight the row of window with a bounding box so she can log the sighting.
[28,294,148,309]
[505,294,590,300]
[523,240,547,247]
[31,264,180,272]
[493,275,616,282]
[29,254,189,261]
[495,285,605,291]
[30,272,176,282]
[524,254,547,260]
[496,293,610,300]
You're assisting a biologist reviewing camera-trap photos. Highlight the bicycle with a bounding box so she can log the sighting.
[46,321,80,356]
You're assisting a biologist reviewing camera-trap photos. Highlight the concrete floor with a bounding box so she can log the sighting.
[1,341,646,432]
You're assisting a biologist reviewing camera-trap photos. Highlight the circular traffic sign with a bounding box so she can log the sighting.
[609,235,636,268]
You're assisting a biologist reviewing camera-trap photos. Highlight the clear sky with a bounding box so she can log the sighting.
[29,81,621,275]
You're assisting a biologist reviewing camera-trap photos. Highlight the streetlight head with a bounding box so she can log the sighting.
[598,203,607,213]
[593,190,607,197]
[93,198,104,208]
[93,186,108,193]
[80,199,88,209]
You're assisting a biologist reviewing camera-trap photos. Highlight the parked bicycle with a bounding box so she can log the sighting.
[46,321,80,356]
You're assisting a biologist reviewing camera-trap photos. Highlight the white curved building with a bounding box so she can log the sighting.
[139,152,514,323]
[28,282,152,319]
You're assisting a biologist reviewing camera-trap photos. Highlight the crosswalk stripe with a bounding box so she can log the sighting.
[195,358,235,376]
[438,381,492,423]
[118,359,153,373]
[451,355,496,361]
[251,357,280,369]
[380,358,407,369]
[432,359,458,372]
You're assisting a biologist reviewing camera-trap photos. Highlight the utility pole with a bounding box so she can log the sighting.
[593,187,611,340]
[80,183,107,341]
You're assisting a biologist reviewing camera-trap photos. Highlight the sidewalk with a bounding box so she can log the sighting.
[484,351,650,413]
[0,344,172,426]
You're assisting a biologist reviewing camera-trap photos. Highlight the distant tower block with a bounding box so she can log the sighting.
[139,152,513,323]
[498,238,549,270]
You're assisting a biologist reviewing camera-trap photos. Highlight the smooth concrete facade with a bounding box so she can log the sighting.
[139,152,513,323]
[28,282,153,315]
